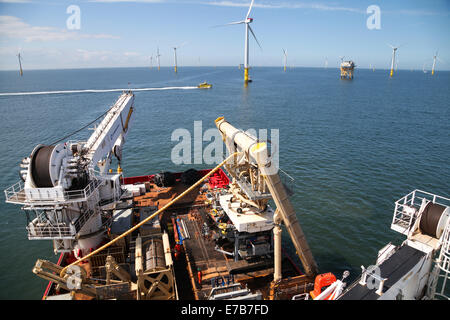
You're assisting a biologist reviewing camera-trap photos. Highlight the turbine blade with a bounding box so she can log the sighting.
[211,21,245,28]
[248,25,262,50]
[246,0,255,20]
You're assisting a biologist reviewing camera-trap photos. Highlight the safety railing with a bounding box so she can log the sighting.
[27,222,75,240]
[391,189,450,236]
[4,178,103,205]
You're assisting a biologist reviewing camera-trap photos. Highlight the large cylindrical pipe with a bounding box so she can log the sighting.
[273,226,282,282]
[274,210,282,282]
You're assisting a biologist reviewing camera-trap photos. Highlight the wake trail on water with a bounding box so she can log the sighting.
[0,86,198,97]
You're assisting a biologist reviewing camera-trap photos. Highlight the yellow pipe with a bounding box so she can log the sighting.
[244,67,249,82]
[60,151,241,277]
[123,106,133,132]
[390,69,394,77]
[174,66,178,73]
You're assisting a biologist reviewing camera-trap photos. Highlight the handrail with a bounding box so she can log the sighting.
[4,178,103,204]
[60,151,241,277]
[391,189,450,235]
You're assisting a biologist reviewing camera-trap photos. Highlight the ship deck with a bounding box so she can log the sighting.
[177,211,305,299]
[338,245,426,300]
[43,168,313,300]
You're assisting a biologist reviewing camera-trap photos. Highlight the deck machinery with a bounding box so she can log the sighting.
[214,117,318,280]
[5,92,134,255]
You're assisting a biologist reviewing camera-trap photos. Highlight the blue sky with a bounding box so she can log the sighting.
[0,0,449,70]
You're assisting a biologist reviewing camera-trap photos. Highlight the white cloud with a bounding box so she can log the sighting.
[88,0,164,2]
[195,1,363,13]
[0,46,149,70]
[0,15,119,42]
[0,0,31,3]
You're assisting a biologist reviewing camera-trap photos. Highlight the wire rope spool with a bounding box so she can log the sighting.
[145,238,166,272]
[29,143,68,188]
[419,202,450,239]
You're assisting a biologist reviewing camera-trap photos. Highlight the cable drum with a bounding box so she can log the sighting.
[30,145,56,188]
[419,202,450,238]
[145,239,166,271]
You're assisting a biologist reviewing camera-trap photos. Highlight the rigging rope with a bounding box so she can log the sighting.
[49,106,113,146]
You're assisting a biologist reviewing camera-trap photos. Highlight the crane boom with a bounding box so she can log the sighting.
[215,117,318,277]
[85,92,134,170]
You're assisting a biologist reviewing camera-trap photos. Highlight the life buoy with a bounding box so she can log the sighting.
[310,273,337,299]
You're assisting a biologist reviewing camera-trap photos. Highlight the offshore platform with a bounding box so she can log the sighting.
[340,60,355,79]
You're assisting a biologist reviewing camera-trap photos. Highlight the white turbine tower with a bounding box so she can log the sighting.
[219,0,261,83]
[172,42,187,73]
[17,52,23,76]
[156,47,161,71]
[325,57,328,69]
[388,43,403,77]
[282,49,287,72]
[173,47,178,73]
[150,55,153,69]
[431,51,442,75]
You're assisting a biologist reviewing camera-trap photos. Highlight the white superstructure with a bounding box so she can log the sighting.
[337,190,450,300]
[4,92,134,257]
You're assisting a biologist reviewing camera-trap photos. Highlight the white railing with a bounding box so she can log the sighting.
[4,178,103,205]
[26,222,75,240]
[391,190,450,236]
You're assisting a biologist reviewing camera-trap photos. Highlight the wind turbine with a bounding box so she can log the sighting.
[388,44,402,77]
[150,55,153,69]
[431,51,442,75]
[173,47,178,73]
[325,57,328,69]
[156,47,161,71]
[172,42,187,73]
[219,0,261,83]
[282,49,287,72]
[17,52,23,76]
